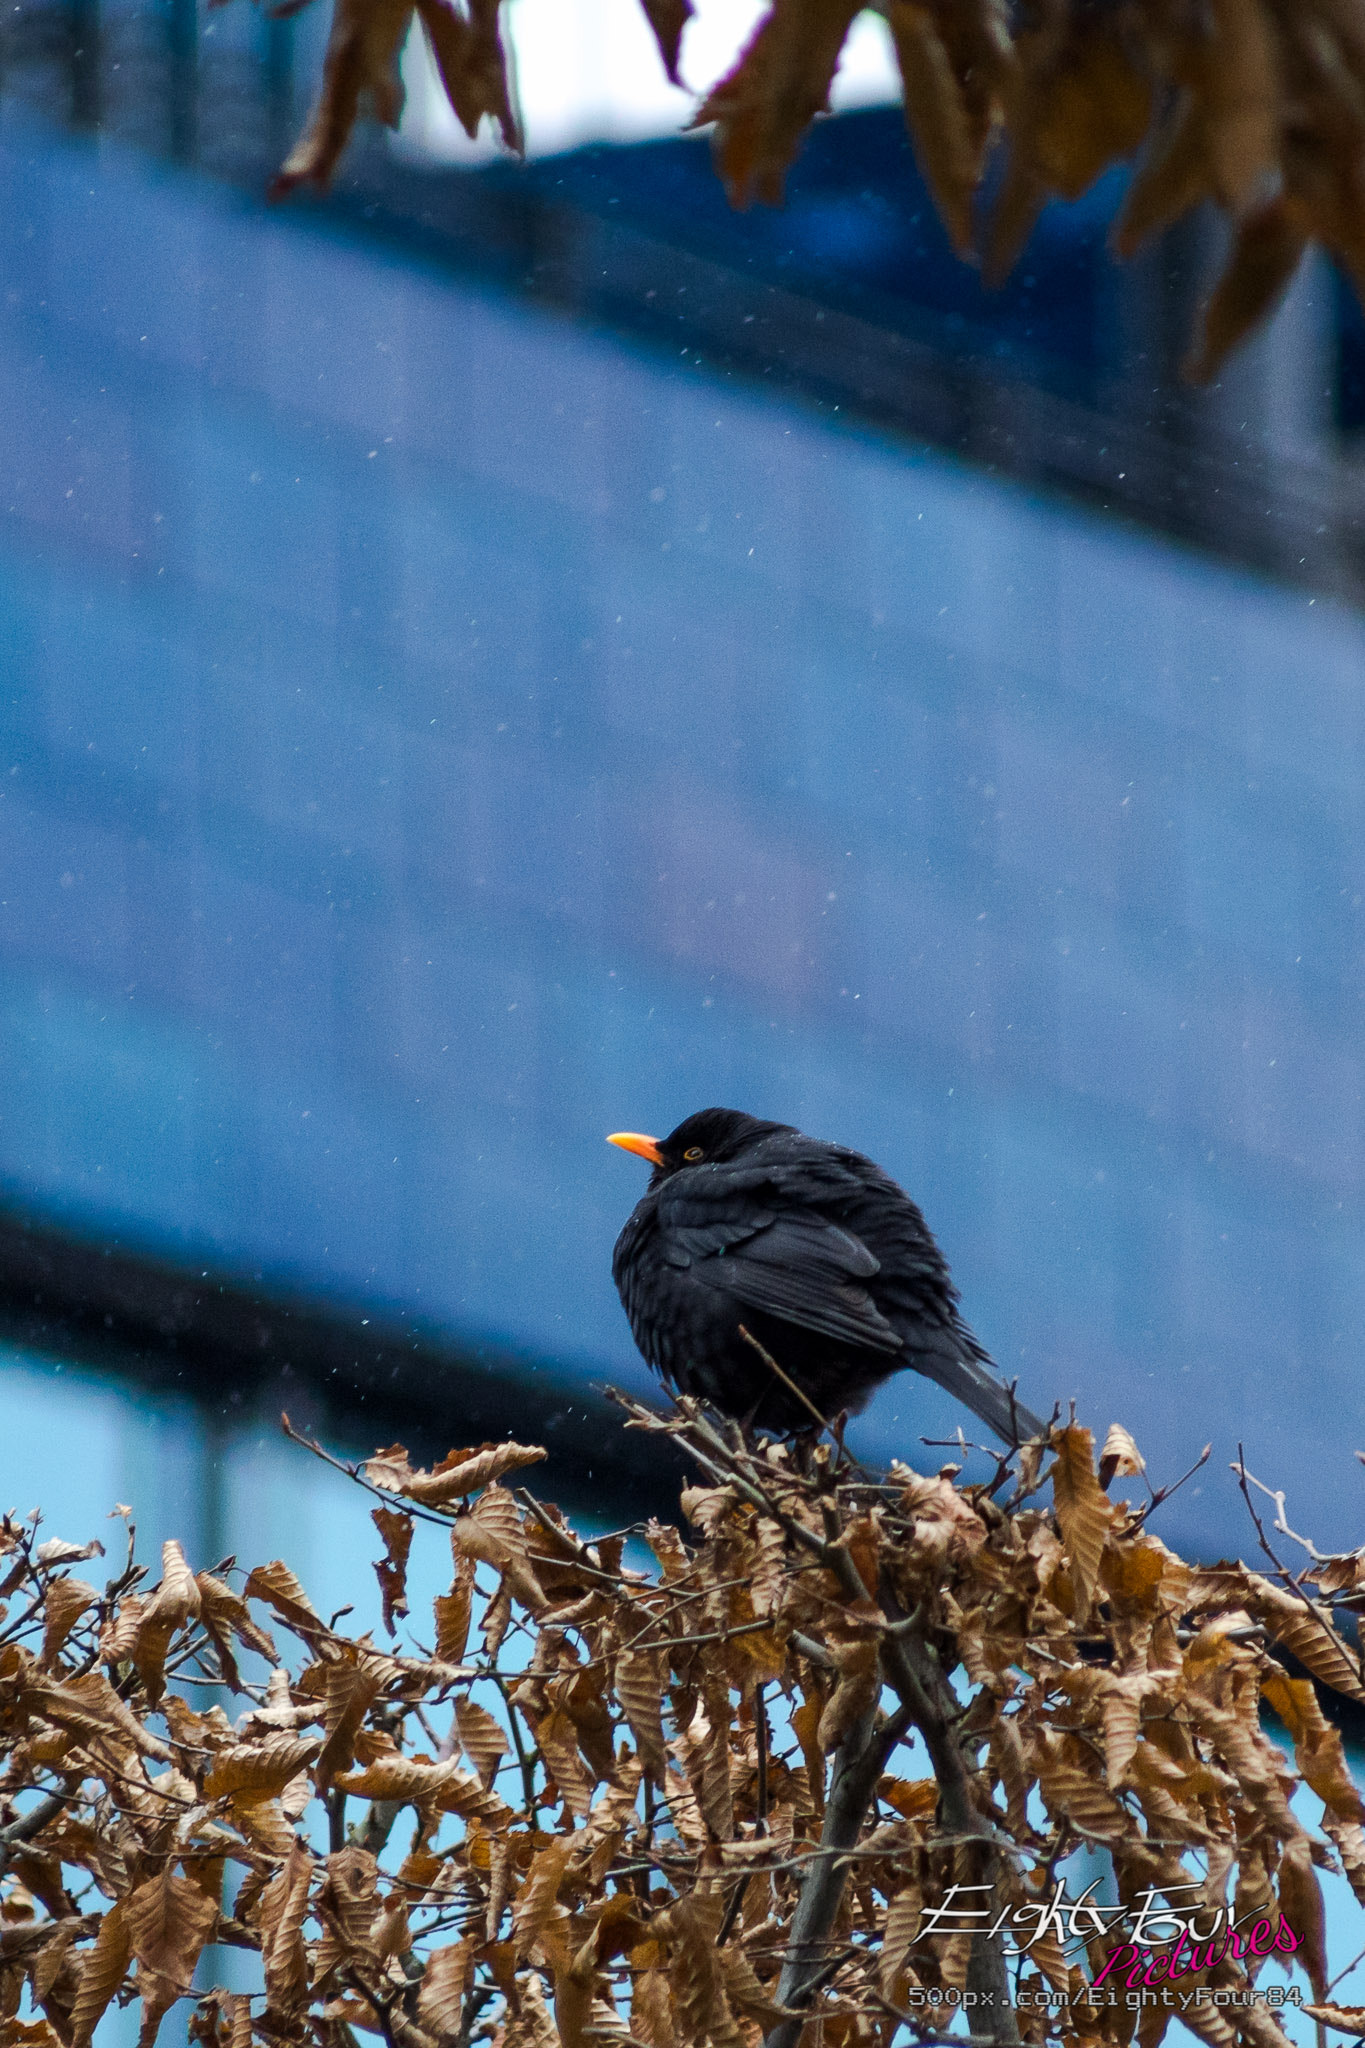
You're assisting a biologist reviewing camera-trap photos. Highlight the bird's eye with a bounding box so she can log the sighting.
[684,1146,704,1162]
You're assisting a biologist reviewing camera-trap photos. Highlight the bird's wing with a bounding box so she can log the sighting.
[654,1175,902,1354]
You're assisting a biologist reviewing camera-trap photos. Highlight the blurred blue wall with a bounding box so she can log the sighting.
[2,116,1364,1557]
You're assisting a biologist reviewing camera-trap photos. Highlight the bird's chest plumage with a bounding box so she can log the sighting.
[611,1162,907,1422]
[613,1201,733,1375]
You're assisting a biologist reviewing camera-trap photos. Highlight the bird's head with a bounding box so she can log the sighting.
[607,1107,794,1181]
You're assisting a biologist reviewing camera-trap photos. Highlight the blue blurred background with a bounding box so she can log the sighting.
[1,0,1364,1594]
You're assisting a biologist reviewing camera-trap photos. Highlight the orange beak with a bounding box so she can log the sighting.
[607,1130,665,1167]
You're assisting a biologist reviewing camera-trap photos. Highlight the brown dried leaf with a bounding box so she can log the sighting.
[982,149,1046,288]
[242,1559,328,1644]
[36,1536,106,1566]
[880,1884,923,1999]
[30,1667,174,1761]
[1034,1744,1129,1840]
[1050,1424,1112,1615]
[644,1520,689,1581]
[435,1550,476,1664]
[1245,1575,1365,1700]
[1262,1668,1365,1820]
[1306,2009,1365,2036]
[886,1,977,253]
[1325,1814,1365,1907]
[205,1734,321,1803]
[258,1839,314,2017]
[1112,88,1210,257]
[817,1637,879,1753]
[1032,21,1153,201]
[40,1578,98,1668]
[416,0,522,153]
[371,1505,414,1635]
[126,1867,218,2047]
[1100,1674,1149,1788]
[791,1691,826,1817]
[511,1833,574,1958]
[270,0,413,197]
[316,1660,383,1792]
[655,1891,744,2048]
[417,1937,476,2038]
[691,0,862,208]
[1281,1835,1329,2001]
[455,1486,547,1612]
[1203,0,1280,211]
[1185,198,1307,385]
[636,0,692,85]
[617,1646,668,1783]
[1098,1423,1146,1489]
[631,1967,679,2048]
[455,1695,508,1790]
[68,1902,131,2048]
[368,1439,546,1505]
[134,1539,202,1705]
[536,1704,596,1819]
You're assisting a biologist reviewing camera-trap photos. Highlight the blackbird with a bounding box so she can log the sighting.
[609,1107,1045,1446]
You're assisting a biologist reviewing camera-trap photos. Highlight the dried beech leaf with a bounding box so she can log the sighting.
[126,1867,218,2046]
[315,1660,383,1790]
[1203,0,1281,211]
[636,0,692,85]
[40,1577,98,1668]
[982,149,1045,287]
[880,1884,923,1998]
[259,1839,314,2018]
[1100,1674,1148,1787]
[616,1646,667,1783]
[1281,1835,1329,2002]
[655,1892,744,2048]
[456,1486,547,1611]
[512,1833,574,1957]
[36,1536,106,1565]
[455,1695,509,1789]
[205,1734,321,1803]
[133,1538,202,1705]
[435,1550,477,1664]
[1262,1668,1365,1819]
[68,1902,131,2048]
[416,0,522,152]
[1050,1424,1112,1614]
[1032,22,1153,201]
[242,1559,328,1643]
[1112,87,1210,256]
[817,1637,879,1752]
[371,1505,413,1634]
[1245,1573,1365,1700]
[1185,199,1306,384]
[417,1937,476,2035]
[271,0,413,197]
[887,1,977,253]
[30,1667,174,1761]
[1098,1423,1146,1488]
[371,1440,547,1506]
[691,0,862,208]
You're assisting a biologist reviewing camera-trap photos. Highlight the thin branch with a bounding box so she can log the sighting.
[764,1702,914,2048]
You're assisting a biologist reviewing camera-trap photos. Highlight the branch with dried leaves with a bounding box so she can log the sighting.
[239,0,1365,381]
[3,1398,1365,2048]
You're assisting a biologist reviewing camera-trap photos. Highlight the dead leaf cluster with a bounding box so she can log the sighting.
[241,0,1365,377]
[0,1405,1363,2048]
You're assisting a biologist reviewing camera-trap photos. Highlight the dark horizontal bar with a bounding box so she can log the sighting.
[0,1205,687,1522]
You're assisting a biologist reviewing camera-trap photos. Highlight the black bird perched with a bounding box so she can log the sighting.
[609,1107,1045,1447]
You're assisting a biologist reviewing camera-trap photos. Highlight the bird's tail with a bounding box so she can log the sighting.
[910,1342,1048,1449]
